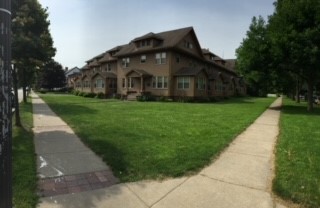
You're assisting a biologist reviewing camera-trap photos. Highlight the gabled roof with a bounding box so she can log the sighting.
[125,69,152,77]
[88,59,100,67]
[86,53,104,63]
[174,67,207,77]
[115,27,203,58]
[65,67,80,76]
[92,72,117,79]
[132,32,164,42]
[99,52,117,63]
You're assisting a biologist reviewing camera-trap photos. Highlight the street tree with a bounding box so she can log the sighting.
[12,0,56,103]
[269,0,320,111]
[236,16,276,97]
[38,61,66,90]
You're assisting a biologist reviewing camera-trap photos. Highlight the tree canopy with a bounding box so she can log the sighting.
[38,61,66,90]
[236,0,320,111]
[12,0,56,102]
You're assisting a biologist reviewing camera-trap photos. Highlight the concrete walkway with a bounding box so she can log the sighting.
[32,93,119,197]
[35,95,286,208]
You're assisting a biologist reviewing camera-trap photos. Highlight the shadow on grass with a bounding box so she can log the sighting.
[281,104,320,116]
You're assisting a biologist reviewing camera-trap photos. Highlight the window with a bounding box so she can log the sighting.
[140,40,150,47]
[177,77,190,89]
[122,58,130,68]
[176,55,180,63]
[141,55,146,63]
[106,64,111,71]
[96,79,104,88]
[84,80,90,88]
[184,40,193,49]
[152,76,168,89]
[155,52,166,64]
[197,77,206,90]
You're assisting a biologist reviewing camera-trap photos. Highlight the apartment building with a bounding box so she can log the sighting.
[73,27,246,99]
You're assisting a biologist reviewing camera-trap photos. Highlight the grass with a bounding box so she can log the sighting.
[40,94,275,182]
[274,98,320,208]
[12,101,38,208]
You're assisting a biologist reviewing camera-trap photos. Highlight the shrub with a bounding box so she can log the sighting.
[96,92,105,99]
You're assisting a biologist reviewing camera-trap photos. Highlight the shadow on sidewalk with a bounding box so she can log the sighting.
[32,102,97,116]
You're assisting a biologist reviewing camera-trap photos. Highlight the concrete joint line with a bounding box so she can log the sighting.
[254,123,277,126]
[149,177,190,207]
[227,150,269,158]
[199,174,267,192]
[125,184,151,207]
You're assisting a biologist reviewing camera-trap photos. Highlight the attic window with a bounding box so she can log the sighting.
[140,40,150,47]
[184,40,193,49]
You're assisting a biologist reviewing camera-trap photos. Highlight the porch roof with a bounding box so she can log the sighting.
[92,72,117,79]
[125,69,152,77]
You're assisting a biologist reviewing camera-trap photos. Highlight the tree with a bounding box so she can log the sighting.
[269,0,320,111]
[38,61,66,90]
[12,0,56,103]
[236,16,276,97]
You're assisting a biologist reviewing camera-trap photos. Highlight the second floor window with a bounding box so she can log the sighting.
[122,58,130,68]
[106,64,111,71]
[141,55,146,63]
[155,52,166,64]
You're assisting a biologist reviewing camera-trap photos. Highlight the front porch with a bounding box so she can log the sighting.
[124,69,152,100]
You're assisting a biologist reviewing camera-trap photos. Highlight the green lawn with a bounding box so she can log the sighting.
[13,101,38,208]
[274,98,320,208]
[40,94,275,182]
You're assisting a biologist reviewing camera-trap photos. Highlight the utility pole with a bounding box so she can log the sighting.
[0,0,12,207]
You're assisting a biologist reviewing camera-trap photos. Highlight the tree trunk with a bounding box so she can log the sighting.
[22,68,27,103]
[12,69,21,127]
[295,76,300,103]
[307,80,314,112]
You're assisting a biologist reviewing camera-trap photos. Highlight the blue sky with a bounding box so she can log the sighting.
[38,0,275,68]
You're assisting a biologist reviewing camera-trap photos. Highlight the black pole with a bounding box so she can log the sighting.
[0,0,12,207]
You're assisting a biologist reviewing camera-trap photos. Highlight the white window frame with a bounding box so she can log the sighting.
[96,78,104,88]
[106,64,111,71]
[141,55,146,63]
[122,58,130,68]
[152,76,168,89]
[177,77,190,89]
[155,52,166,64]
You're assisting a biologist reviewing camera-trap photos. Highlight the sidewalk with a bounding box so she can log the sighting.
[32,93,119,197]
[35,95,286,208]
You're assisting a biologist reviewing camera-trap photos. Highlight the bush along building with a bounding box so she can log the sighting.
[72,27,246,100]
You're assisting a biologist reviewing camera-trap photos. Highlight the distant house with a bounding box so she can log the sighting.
[74,27,246,99]
[65,67,81,88]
